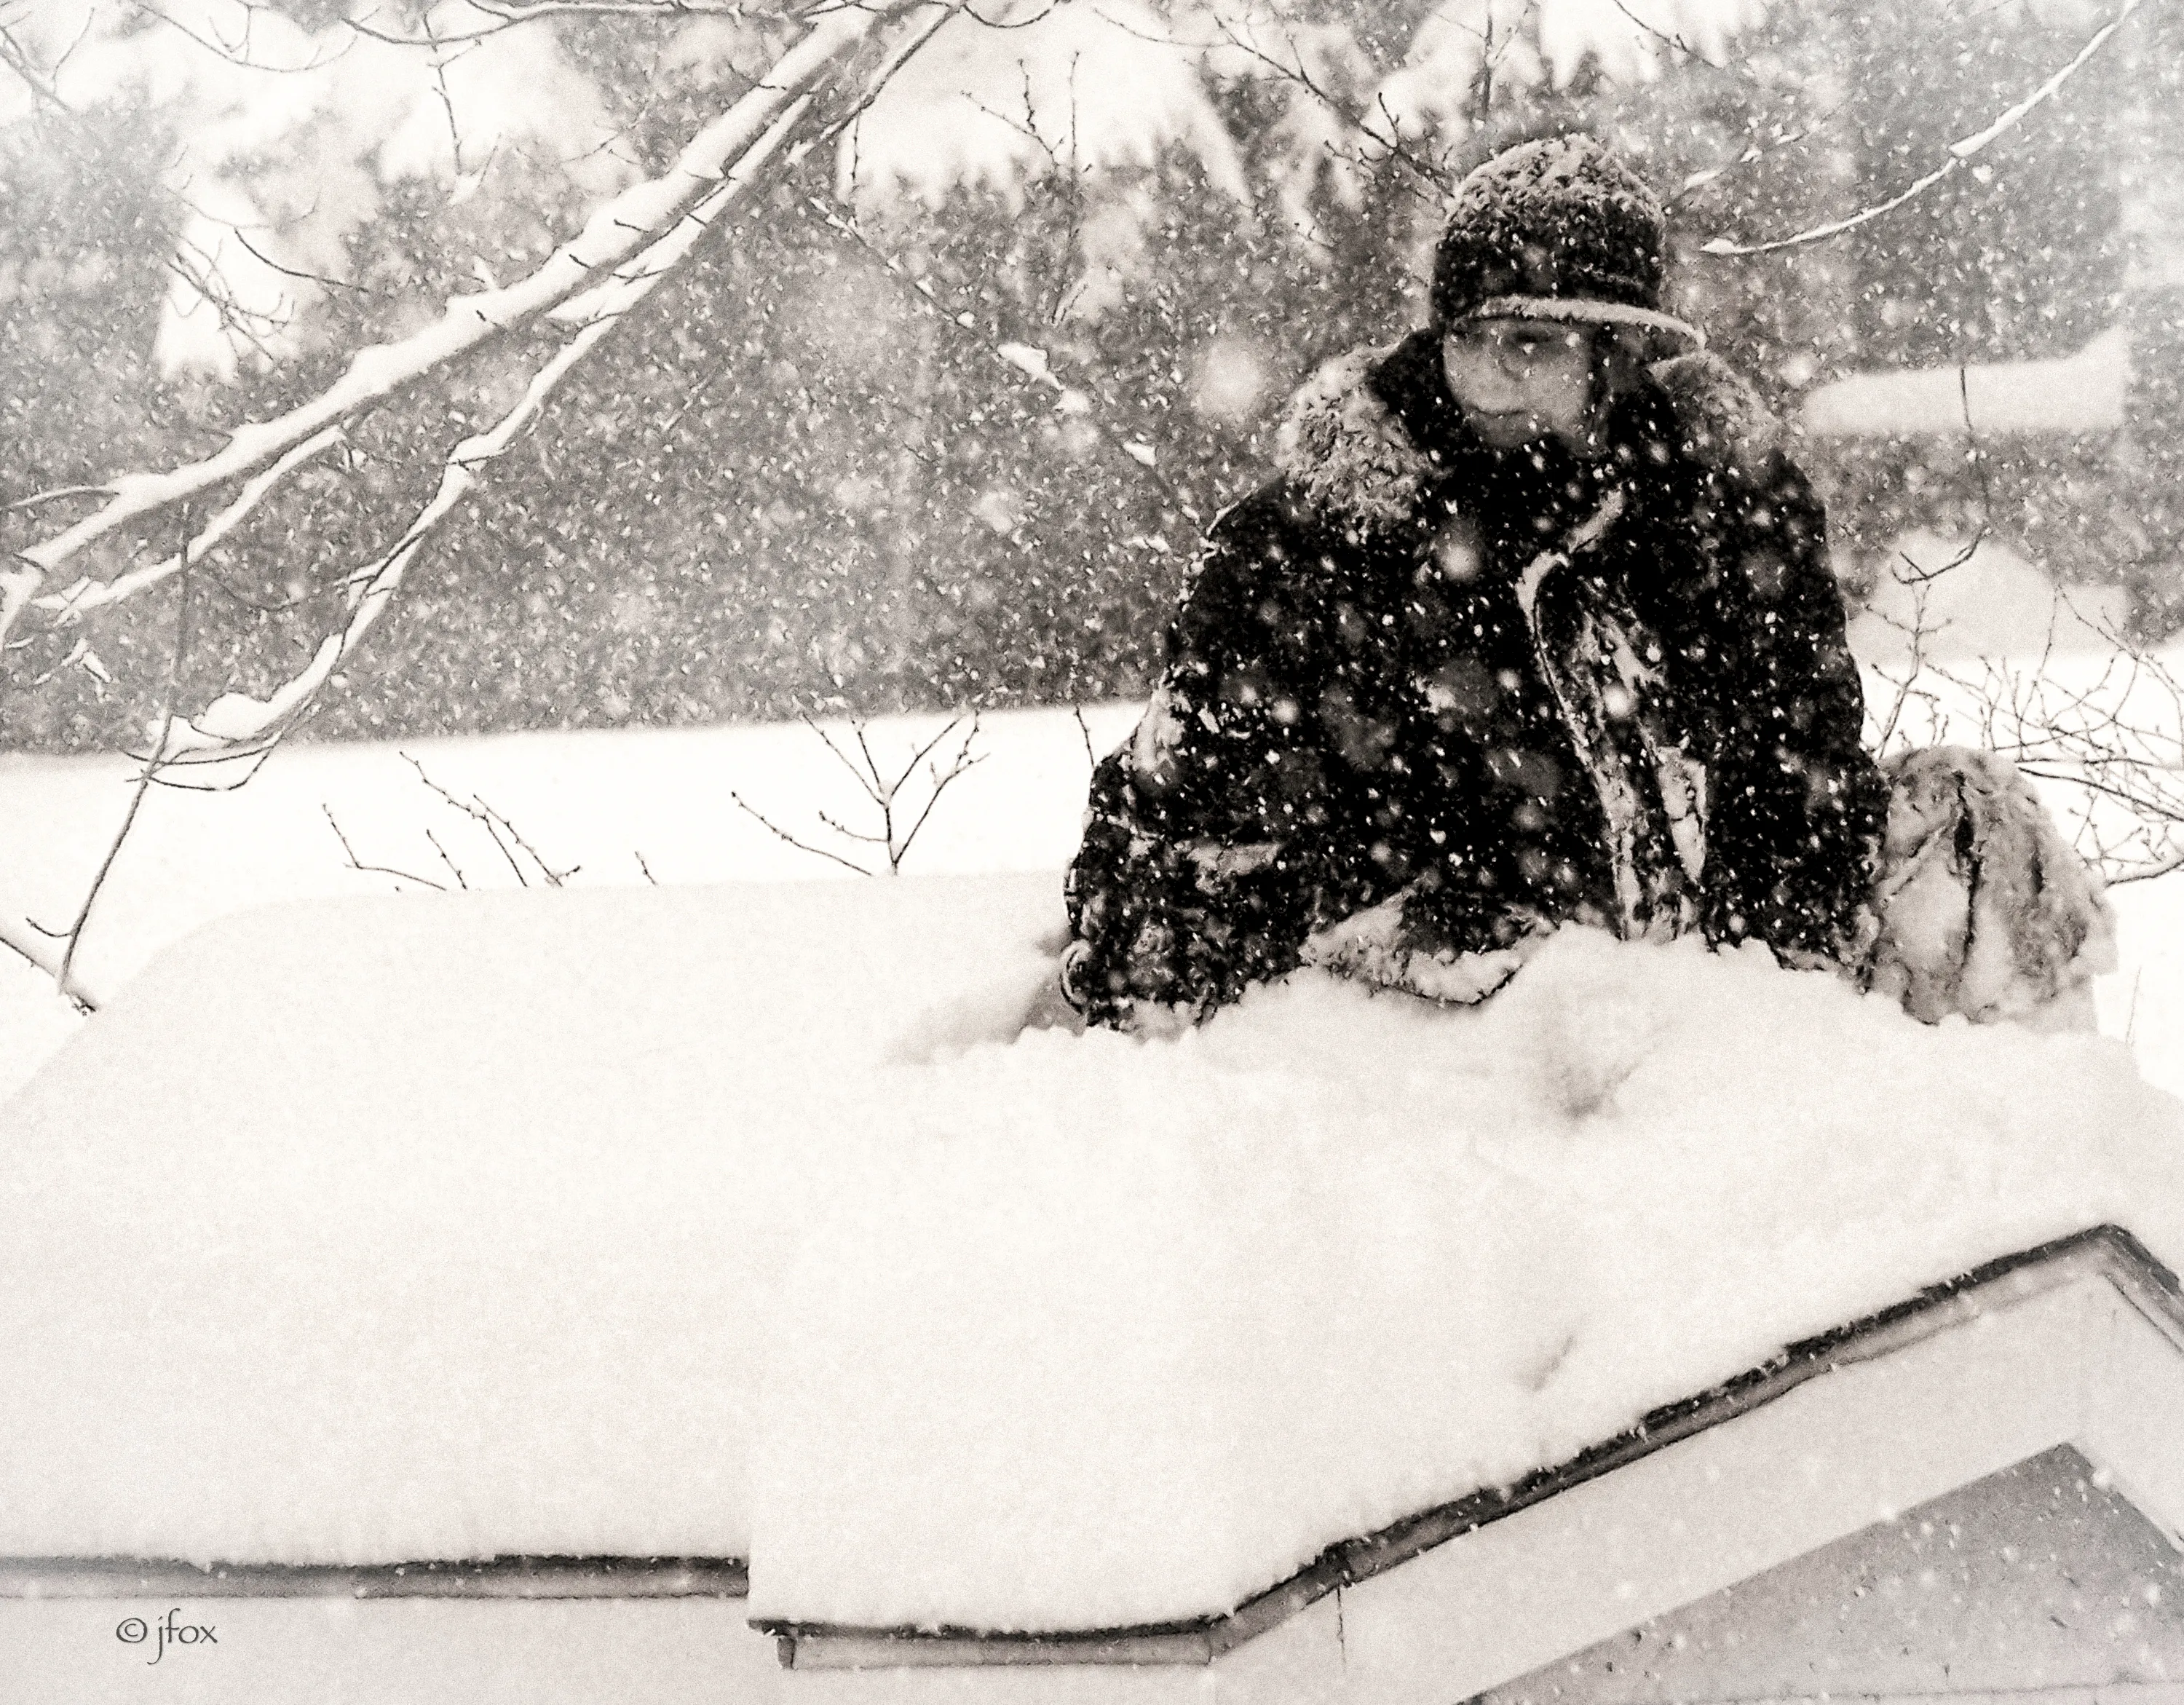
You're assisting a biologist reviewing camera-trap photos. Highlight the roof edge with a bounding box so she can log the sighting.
[8,1228,2172,1631]
[0,1554,748,1601]
[763,1224,2181,1669]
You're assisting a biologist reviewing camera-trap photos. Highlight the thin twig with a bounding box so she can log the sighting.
[1605,0,1722,68]
[7,484,115,514]
[887,714,984,870]
[55,507,200,1005]
[324,802,449,890]
[483,799,577,884]
[5,0,904,649]
[340,0,799,47]
[399,753,577,887]
[423,827,472,890]
[1208,12,1453,193]
[798,194,1198,515]
[729,788,874,874]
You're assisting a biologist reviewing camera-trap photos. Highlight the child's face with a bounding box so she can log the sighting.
[1440,319,1599,451]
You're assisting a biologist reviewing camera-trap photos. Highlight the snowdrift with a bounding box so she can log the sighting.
[1,874,2179,1637]
[1845,529,2128,664]
[1799,327,2130,440]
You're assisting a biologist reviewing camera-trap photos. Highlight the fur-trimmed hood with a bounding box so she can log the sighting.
[1272,339,1787,533]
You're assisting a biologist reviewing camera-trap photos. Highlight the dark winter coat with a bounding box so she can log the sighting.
[1063,329,1887,1026]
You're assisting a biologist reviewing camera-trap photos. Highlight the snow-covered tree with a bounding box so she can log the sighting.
[5,0,1802,755]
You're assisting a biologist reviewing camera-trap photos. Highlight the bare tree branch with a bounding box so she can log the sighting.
[0,19,71,111]
[0,914,97,1006]
[1071,703,1098,770]
[340,0,802,48]
[1206,11,1453,194]
[37,428,348,625]
[1605,0,1722,70]
[401,753,578,885]
[1671,106,1848,207]
[323,802,451,890]
[3,21,328,360]
[797,193,1198,516]
[7,486,115,515]
[889,714,984,869]
[729,713,986,875]
[125,0,353,73]
[423,827,472,888]
[52,508,202,1008]
[729,788,877,874]
[7,0,958,783]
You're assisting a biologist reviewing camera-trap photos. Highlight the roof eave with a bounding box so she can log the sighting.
[762,1222,2184,1671]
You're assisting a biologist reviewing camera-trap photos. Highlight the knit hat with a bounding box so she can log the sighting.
[1431,135,1703,354]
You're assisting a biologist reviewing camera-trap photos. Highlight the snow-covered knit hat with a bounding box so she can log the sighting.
[1431,135,1703,354]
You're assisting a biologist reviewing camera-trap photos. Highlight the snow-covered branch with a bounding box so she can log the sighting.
[37,429,348,625]
[146,0,972,764]
[1,0,915,657]
[1702,0,2143,258]
[341,0,803,48]
[157,95,821,760]
[0,914,91,1008]
[2,0,972,1010]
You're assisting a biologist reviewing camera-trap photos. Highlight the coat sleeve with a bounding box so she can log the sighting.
[1064,491,1350,1024]
[1701,454,1888,963]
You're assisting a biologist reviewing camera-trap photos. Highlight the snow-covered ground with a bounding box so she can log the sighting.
[4,667,2181,1102]
[1800,326,2131,439]
[0,703,1141,1101]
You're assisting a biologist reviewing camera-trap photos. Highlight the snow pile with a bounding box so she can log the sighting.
[1801,327,2130,440]
[0,705,1142,1102]
[752,923,2183,1630]
[1,874,2180,1635]
[0,876,1060,1566]
[1848,530,2128,665]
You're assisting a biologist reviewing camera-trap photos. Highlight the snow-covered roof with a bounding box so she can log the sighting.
[1801,327,2130,439]
[767,1225,2184,1680]
[0,876,1063,1569]
[14,1223,2184,1705]
[2,877,2180,1650]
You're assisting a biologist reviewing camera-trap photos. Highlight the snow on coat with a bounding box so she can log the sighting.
[1064,330,1888,1026]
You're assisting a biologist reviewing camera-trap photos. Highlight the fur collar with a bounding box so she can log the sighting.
[1273,343,1435,534]
[1649,349,1784,475]
[1273,341,1786,531]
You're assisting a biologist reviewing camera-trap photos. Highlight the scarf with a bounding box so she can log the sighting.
[1514,487,1709,941]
